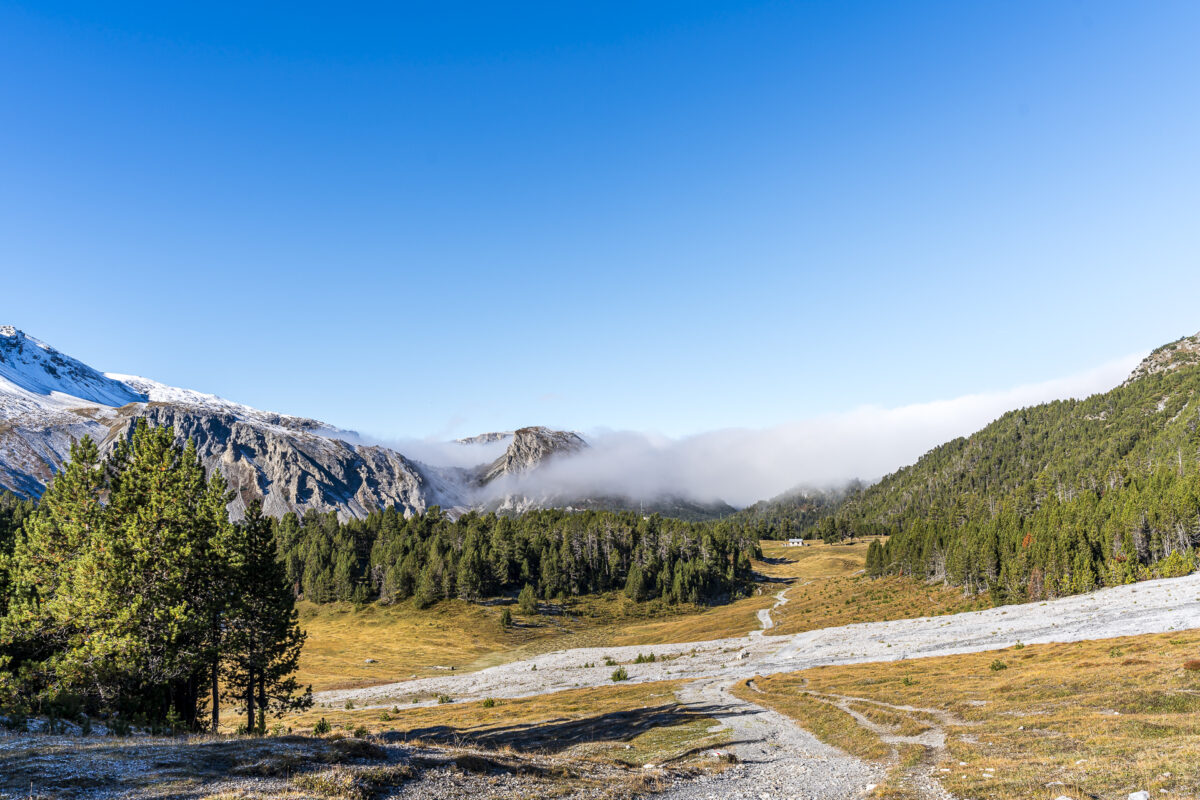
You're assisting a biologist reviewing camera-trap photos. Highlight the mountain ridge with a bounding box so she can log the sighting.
[0,328,735,521]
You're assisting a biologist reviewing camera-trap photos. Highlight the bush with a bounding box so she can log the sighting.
[314,717,332,735]
[518,584,538,615]
[344,700,355,710]
[989,659,1007,672]
[292,765,415,800]
[481,698,496,708]
[499,608,513,629]
[352,725,370,738]
[437,694,453,704]
[611,667,629,682]
[46,690,85,722]
[633,653,657,664]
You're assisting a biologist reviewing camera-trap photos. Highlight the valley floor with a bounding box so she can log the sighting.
[296,569,1200,800]
[7,544,1200,799]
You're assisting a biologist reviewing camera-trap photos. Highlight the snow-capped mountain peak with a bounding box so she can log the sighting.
[0,327,147,411]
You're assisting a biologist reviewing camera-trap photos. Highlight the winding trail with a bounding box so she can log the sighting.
[317,572,1200,799]
[649,582,884,799]
[749,585,792,637]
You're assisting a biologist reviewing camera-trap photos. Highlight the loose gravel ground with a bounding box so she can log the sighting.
[651,678,883,800]
[320,573,1200,709]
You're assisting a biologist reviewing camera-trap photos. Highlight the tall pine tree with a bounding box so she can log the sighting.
[223,499,312,732]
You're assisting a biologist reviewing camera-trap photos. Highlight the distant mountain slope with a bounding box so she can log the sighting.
[471,426,734,520]
[727,483,862,538]
[823,330,1200,600]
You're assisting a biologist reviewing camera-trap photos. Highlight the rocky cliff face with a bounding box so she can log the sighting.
[1124,331,1200,386]
[102,404,438,520]
[479,426,587,484]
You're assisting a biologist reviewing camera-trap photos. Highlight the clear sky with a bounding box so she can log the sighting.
[3,1,1199,440]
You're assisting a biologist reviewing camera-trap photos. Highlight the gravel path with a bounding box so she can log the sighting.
[652,677,883,800]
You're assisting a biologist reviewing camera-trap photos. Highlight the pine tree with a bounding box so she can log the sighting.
[4,423,234,725]
[865,540,883,577]
[223,499,312,733]
[75,423,229,725]
[1,437,107,707]
[517,583,538,615]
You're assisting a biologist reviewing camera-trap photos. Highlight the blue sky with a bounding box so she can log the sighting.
[2,1,1199,440]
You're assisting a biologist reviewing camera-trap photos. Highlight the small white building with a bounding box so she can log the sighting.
[786,538,806,547]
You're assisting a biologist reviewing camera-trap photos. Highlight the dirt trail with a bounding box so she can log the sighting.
[749,585,791,637]
[653,678,883,800]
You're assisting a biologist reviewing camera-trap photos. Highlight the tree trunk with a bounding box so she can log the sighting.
[211,656,220,732]
[245,666,256,734]
[257,672,267,732]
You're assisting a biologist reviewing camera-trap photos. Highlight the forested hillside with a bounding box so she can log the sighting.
[829,334,1200,601]
[274,506,758,607]
[728,483,864,539]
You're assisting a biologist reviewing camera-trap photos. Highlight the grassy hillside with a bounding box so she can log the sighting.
[816,333,1200,602]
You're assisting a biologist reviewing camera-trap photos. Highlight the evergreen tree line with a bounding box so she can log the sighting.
[0,422,310,730]
[825,364,1200,603]
[273,506,760,608]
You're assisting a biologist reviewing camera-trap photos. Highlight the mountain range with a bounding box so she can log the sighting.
[0,326,727,520]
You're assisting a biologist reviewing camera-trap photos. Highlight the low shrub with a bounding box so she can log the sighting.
[612,666,629,682]
[330,737,387,762]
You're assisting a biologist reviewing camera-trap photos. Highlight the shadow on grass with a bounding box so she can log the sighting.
[0,734,344,798]
[381,700,754,753]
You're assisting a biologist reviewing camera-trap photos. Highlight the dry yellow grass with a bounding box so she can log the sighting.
[740,629,1200,800]
[296,599,560,692]
[757,539,991,636]
[731,678,892,760]
[297,589,774,692]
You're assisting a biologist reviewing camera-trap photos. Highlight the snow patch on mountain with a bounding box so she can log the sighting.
[0,327,146,420]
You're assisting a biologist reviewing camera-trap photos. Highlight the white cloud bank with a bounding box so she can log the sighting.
[488,354,1143,508]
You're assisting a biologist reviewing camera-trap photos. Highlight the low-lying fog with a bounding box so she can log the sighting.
[363,355,1140,508]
